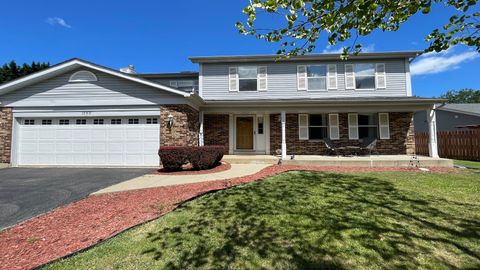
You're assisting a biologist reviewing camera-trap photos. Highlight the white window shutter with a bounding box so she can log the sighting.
[345,64,355,90]
[170,81,178,88]
[298,114,309,140]
[297,65,307,91]
[329,114,339,140]
[376,63,386,89]
[327,64,337,90]
[348,113,359,139]
[257,66,268,91]
[228,67,238,91]
[379,113,390,139]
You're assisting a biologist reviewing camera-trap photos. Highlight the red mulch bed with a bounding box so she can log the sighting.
[153,162,231,175]
[0,165,457,270]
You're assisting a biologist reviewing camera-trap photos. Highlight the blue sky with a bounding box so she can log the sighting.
[0,1,478,97]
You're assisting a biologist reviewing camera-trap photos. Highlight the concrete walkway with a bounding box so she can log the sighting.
[93,164,270,194]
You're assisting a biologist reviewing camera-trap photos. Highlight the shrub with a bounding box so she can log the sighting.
[158,146,226,171]
[158,146,189,171]
[189,146,225,170]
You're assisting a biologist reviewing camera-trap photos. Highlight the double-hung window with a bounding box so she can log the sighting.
[358,114,378,140]
[238,66,258,91]
[309,114,328,140]
[306,65,327,91]
[355,64,376,89]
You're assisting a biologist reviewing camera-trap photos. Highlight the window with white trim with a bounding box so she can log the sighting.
[42,120,52,125]
[128,118,139,124]
[59,119,70,125]
[355,64,376,89]
[257,116,264,134]
[358,114,378,140]
[146,118,158,124]
[306,65,327,91]
[76,119,87,125]
[24,119,35,125]
[238,66,258,91]
[69,70,97,82]
[93,119,104,125]
[309,114,328,140]
[111,119,122,125]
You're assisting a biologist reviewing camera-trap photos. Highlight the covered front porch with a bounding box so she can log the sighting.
[198,97,442,162]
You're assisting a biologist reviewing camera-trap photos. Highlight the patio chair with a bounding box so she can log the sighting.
[362,139,378,156]
[324,138,342,156]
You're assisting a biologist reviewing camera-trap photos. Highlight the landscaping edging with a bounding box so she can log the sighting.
[154,162,231,175]
[0,165,457,270]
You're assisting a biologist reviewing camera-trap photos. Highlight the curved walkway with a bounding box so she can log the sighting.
[93,164,269,194]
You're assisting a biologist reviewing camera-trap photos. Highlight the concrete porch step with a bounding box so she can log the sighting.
[222,155,453,167]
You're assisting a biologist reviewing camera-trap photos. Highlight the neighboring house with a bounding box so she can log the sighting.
[0,52,442,167]
[415,103,480,133]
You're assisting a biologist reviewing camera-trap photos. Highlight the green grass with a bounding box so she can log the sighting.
[45,171,480,270]
[455,160,480,170]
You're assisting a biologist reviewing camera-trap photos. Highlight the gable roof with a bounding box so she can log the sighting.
[439,103,480,117]
[0,58,191,97]
[189,51,422,63]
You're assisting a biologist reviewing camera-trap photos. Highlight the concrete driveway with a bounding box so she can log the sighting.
[0,167,151,230]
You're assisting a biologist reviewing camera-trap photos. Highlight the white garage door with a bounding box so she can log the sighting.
[17,117,160,166]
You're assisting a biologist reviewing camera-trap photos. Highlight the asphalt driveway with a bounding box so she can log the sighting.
[0,167,151,230]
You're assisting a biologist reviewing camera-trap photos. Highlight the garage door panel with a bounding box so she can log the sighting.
[18,116,160,166]
[73,130,90,140]
[38,130,55,139]
[56,129,73,139]
[56,143,73,153]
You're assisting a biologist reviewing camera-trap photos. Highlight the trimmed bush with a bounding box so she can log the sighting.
[159,146,226,171]
[189,146,225,170]
[158,146,189,171]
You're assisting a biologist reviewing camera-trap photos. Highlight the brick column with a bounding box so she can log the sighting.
[160,105,199,147]
[0,107,13,164]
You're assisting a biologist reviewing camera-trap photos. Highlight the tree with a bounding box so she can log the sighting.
[440,89,480,103]
[0,61,50,84]
[236,0,479,58]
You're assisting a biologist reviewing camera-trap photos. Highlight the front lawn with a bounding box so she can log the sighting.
[45,170,480,270]
[455,159,480,170]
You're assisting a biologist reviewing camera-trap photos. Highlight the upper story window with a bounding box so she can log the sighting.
[298,64,337,91]
[306,65,327,91]
[355,64,375,89]
[345,63,386,90]
[229,66,267,92]
[238,66,258,91]
[69,70,98,83]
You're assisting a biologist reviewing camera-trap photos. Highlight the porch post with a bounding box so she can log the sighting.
[427,105,439,158]
[198,111,204,146]
[281,111,287,159]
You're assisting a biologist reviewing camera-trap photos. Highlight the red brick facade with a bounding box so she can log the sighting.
[160,105,199,147]
[270,112,415,155]
[0,107,13,163]
[203,114,229,153]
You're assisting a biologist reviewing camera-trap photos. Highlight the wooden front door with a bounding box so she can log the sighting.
[236,116,254,149]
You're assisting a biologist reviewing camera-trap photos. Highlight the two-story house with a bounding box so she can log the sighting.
[0,52,441,167]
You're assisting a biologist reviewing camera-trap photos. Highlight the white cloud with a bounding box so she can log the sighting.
[410,48,478,76]
[46,17,72,28]
[322,44,375,53]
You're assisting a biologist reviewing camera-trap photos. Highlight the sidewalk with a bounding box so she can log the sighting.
[93,164,270,194]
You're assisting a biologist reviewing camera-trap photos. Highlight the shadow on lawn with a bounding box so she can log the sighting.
[142,171,480,269]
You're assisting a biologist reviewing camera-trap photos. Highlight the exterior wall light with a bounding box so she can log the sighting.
[167,114,174,129]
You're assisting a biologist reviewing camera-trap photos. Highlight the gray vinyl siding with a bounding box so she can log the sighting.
[0,68,188,107]
[201,59,408,100]
[415,110,480,132]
